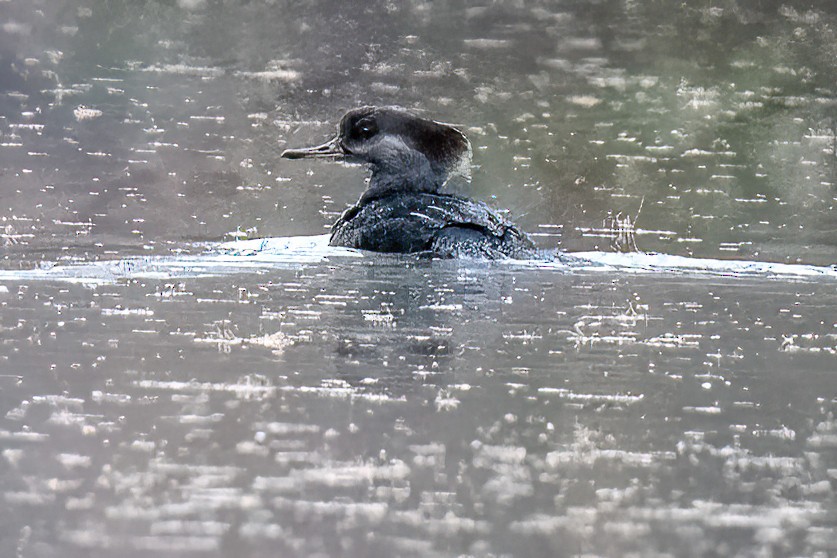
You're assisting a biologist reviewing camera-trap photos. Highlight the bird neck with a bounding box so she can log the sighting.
[359,164,445,204]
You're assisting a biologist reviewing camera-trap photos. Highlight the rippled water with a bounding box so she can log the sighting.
[1,1,836,556]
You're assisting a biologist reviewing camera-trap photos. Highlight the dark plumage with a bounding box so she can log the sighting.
[282,106,540,259]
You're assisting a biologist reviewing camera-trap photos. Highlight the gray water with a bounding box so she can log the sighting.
[2,1,837,556]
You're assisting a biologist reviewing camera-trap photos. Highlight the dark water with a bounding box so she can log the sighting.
[1,1,837,556]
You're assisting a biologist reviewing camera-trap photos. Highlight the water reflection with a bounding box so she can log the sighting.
[2,259,837,556]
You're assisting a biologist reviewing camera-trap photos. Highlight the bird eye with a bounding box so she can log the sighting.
[352,118,378,141]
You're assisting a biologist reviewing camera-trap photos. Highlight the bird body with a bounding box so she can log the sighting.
[330,191,536,259]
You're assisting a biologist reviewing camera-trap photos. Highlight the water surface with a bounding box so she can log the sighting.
[1,1,836,556]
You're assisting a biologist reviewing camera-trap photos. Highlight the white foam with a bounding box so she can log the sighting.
[529,250,837,281]
[0,235,834,284]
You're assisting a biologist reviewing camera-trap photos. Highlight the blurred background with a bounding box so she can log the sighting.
[1,0,835,264]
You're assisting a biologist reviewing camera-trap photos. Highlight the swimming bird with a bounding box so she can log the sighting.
[282,106,539,259]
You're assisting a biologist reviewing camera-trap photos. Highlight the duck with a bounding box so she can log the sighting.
[281,106,541,259]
